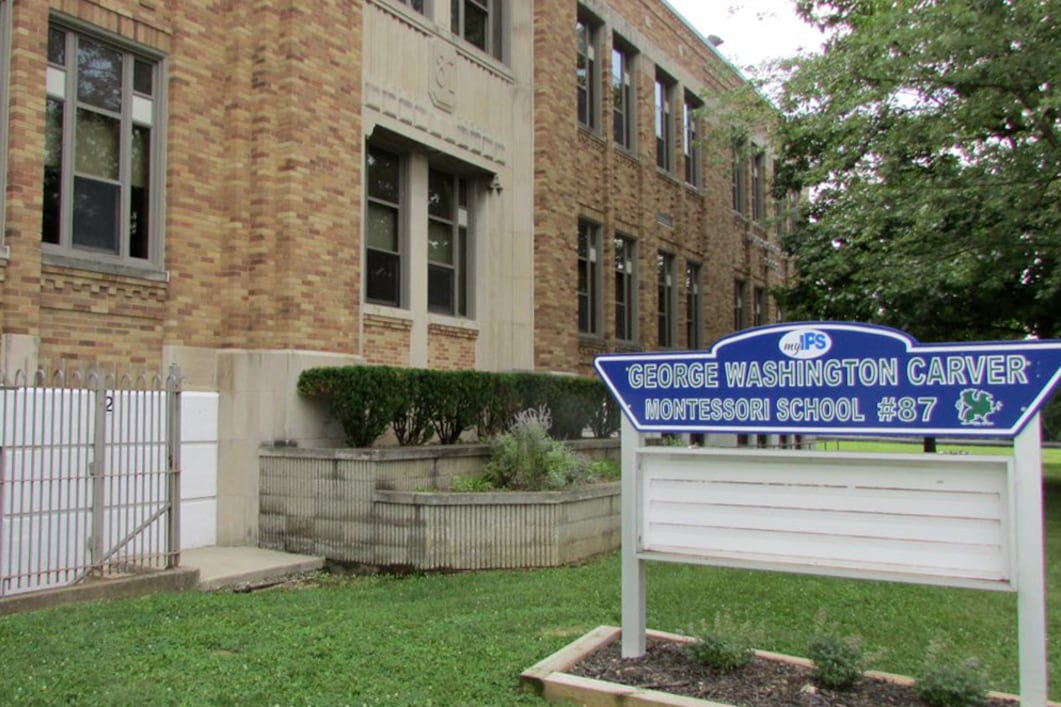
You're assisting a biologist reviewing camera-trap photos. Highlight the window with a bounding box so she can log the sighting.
[733,279,746,330]
[685,261,702,349]
[731,140,747,215]
[611,40,634,150]
[396,0,425,13]
[614,235,636,341]
[578,218,602,335]
[753,286,766,326]
[683,92,702,187]
[452,0,502,61]
[657,251,675,347]
[752,151,766,222]
[43,24,162,266]
[654,70,674,172]
[365,146,403,306]
[576,10,599,130]
[427,168,470,316]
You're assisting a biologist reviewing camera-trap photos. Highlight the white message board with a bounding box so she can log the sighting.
[637,448,1014,591]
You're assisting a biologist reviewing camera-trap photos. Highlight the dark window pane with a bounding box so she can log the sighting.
[458,227,468,316]
[428,263,454,314]
[366,249,400,305]
[72,177,120,253]
[130,125,150,259]
[428,220,453,265]
[367,147,400,203]
[428,170,453,220]
[75,108,120,180]
[77,36,122,112]
[48,28,66,66]
[42,98,64,244]
[134,59,153,96]
[464,2,488,50]
[366,202,399,252]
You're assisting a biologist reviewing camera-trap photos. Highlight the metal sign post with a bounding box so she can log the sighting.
[597,322,1060,706]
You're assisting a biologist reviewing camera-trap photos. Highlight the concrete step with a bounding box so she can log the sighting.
[181,546,325,591]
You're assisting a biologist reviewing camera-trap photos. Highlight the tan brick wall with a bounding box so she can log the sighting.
[427,324,477,371]
[363,314,411,367]
[533,0,790,374]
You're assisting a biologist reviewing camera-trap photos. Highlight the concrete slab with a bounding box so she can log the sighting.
[181,546,325,591]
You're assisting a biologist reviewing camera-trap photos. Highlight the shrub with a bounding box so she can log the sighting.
[476,373,521,440]
[297,366,404,448]
[915,641,989,707]
[391,368,433,446]
[807,631,868,691]
[684,611,760,672]
[419,369,492,444]
[588,458,620,481]
[481,407,589,490]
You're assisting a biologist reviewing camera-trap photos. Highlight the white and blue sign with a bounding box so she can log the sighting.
[593,322,1061,437]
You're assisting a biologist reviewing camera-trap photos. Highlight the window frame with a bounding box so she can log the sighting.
[683,91,702,188]
[395,0,426,14]
[42,19,165,272]
[365,144,405,308]
[731,139,748,216]
[452,0,503,62]
[656,250,676,347]
[685,260,702,349]
[611,39,635,151]
[752,150,766,222]
[614,234,637,342]
[577,218,602,336]
[654,69,674,173]
[733,278,746,331]
[576,9,600,132]
[427,167,471,317]
[753,285,766,327]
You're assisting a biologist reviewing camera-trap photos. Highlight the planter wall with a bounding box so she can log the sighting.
[259,441,620,570]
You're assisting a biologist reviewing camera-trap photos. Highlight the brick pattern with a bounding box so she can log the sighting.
[427,323,477,371]
[533,0,790,374]
[363,314,411,366]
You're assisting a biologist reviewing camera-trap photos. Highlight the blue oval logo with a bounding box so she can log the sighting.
[779,329,833,360]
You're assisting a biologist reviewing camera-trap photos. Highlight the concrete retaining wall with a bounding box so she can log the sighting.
[259,441,620,570]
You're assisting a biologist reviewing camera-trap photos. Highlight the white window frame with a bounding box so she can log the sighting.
[452,0,503,62]
[576,9,599,131]
[657,251,676,347]
[365,145,405,308]
[683,91,702,188]
[42,19,166,273]
[611,40,635,151]
[427,167,471,317]
[685,260,702,349]
[614,234,637,342]
[654,70,674,173]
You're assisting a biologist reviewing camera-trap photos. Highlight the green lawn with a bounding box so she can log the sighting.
[0,443,1058,705]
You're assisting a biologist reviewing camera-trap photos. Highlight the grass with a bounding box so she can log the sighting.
[0,442,1057,705]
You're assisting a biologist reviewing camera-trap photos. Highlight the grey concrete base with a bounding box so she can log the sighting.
[182,546,325,591]
[0,567,200,616]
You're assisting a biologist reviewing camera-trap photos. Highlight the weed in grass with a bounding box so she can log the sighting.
[915,640,989,707]
[684,610,762,672]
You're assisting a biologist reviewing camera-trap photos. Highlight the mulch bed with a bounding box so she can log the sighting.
[569,637,1016,706]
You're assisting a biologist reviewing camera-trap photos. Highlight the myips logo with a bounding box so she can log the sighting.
[778,329,832,360]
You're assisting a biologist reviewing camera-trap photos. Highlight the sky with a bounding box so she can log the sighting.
[663,0,825,75]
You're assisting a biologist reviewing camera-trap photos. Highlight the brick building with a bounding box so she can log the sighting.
[0,0,788,544]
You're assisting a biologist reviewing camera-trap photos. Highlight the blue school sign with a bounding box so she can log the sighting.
[593,322,1061,437]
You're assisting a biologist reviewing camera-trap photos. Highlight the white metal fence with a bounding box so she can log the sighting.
[0,364,181,597]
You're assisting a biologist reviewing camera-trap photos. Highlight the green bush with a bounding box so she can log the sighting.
[481,407,589,490]
[915,642,989,707]
[297,366,405,448]
[588,458,620,481]
[684,611,760,672]
[450,475,495,492]
[391,368,433,446]
[419,369,492,444]
[808,632,867,691]
[476,373,521,440]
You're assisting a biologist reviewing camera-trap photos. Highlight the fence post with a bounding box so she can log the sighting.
[166,364,182,569]
[90,368,106,577]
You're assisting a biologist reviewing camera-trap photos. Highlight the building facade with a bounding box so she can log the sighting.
[0,0,788,544]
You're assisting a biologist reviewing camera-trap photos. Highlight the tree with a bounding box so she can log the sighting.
[774,0,1061,342]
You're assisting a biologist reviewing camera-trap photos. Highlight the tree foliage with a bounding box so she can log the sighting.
[775,0,1061,342]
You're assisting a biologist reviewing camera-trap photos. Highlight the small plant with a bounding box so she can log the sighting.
[450,475,495,492]
[915,640,989,707]
[480,406,590,491]
[684,611,761,672]
[588,458,620,481]
[807,614,871,690]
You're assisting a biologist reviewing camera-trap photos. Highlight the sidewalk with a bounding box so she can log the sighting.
[181,546,326,591]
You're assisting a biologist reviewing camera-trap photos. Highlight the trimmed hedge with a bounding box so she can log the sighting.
[297,365,620,447]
